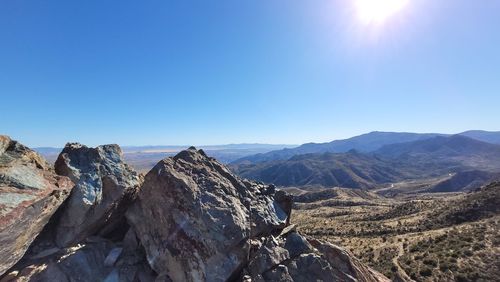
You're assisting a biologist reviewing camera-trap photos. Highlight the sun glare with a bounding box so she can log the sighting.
[356,0,409,25]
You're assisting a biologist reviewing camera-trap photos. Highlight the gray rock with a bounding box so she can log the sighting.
[54,143,143,247]
[285,252,337,281]
[126,147,386,282]
[244,231,390,282]
[104,247,123,267]
[5,242,112,281]
[308,238,390,282]
[29,247,60,260]
[247,237,290,277]
[283,231,312,258]
[122,228,139,252]
[261,264,293,282]
[103,269,120,282]
[0,135,73,275]
[126,147,292,282]
[3,239,156,282]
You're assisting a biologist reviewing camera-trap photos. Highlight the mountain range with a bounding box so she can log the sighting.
[232,151,438,189]
[231,131,500,191]
[231,130,500,164]
[374,135,500,171]
[34,130,500,190]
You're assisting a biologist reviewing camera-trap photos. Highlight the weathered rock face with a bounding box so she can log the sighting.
[126,147,292,282]
[243,226,390,282]
[308,238,390,282]
[2,234,156,282]
[126,147,387,282]
[1,141,388,282]
[54,143,142,247]
[0,136,73,275]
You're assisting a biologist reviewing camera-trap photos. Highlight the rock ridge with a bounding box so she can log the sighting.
[0,136,73,275]
[126,147,388,282]
[0,138,388,282]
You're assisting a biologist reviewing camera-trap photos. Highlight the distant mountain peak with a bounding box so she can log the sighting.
[231,130,500,165]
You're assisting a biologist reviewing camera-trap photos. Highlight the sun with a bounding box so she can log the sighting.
[355,0,409,25]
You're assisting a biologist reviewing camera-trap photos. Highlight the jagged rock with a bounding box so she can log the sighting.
[308,238,389,282]
[0,136,73,275]
[1,140,388,282]
[126,147,386,282]
[244,231,390,282]
[54,143,143,247]
[3,238,156,282]
[126,147,291,282]
[247,237,289,277]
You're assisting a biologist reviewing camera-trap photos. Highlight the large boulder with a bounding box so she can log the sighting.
[54,143,142,247]
[126,147,292,282]
[126,147,387,282]
[0,136,73,275]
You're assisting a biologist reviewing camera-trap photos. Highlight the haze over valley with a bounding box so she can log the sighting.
[36,130,500,193]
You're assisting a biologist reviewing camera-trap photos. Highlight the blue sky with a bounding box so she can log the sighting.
[1,0,499,147]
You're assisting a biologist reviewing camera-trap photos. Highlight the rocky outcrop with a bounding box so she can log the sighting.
[241,226,389,282]
[126,147,292,281]
[127,147,387,282]
[1,140,388,282]
[0,136,73,275]
[2,234,156,282]
[308,238,390,282]
[53,143,143,247]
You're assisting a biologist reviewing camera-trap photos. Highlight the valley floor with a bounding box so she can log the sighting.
[290,185,500,282]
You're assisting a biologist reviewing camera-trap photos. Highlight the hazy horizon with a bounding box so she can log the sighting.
[2,0,499,147]
[18,129,500,148]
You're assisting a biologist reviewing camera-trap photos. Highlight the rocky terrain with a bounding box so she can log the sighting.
[0,135,387,282]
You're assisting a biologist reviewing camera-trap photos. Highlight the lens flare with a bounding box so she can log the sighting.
[356,0,409,24]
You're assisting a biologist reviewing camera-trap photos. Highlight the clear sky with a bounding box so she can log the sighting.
[1,0,499,147]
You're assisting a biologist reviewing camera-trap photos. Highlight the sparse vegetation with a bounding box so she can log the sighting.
[291,183,500,281]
